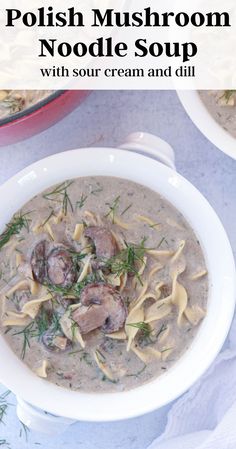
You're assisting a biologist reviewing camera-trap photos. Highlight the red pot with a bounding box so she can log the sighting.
[0,90,90,147]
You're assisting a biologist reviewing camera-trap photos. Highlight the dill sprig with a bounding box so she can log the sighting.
[12,309,63,359]
[106,238,147,283]
[76,193,88,209]
[68,250,87,266]
[0,212,31,251]
[121,204,132,216]
[46,271,102,298]
[221,90,236,104]
[12,322,37,359]
[43,181,74,216]
[41,210,55,227]
[0,390,11,425]
[105,196,120,223]
[126,364,146,378]
[90,184,103,196]
[127,321,152,338]
[155,324,167,341]
[95,348,106,363]
[35,309,51,339]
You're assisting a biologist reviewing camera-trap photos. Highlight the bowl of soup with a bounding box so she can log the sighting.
[177,90,236,160]
[0,90,89,146]
[0,132,234,434]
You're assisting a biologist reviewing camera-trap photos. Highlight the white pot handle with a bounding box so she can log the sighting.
[119,132,176,170]
[16,396,76,435]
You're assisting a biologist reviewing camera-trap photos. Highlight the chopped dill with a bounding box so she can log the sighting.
[80,351,92,366]
[155,324,167,341]
[101,374,118,384]
[105,238,147,284]
[43,181,74,216]
[12,322,36,359]
[47,272,103,298]
[11,310,61,359]
[127,322,152,338]
[68,250,87,266]
[126,364,146,378]
[90,184,103,196]
[76,193,88,209]
[68,349,83,356]
[0,212,31,251]
[62,189,73,216]
[161,347,173,353]
[0,390,11,424]
[121,204,132,216]
[95,348,106,363]
[105,196,120,222]
[156,237,166,249]
[149,222,160,229]
[35,309,50,339]
[41,210,55,227]
[221,90,236,103]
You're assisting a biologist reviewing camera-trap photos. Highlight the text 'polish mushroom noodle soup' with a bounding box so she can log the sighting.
[0,177,208,392]
[0,90,52,119]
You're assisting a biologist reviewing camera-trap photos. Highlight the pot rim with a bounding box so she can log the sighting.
[0,91,65,128]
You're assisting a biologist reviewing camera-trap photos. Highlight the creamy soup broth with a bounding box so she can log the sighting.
[0,90,52,119]
[0,177,208,392]
[199,90,236,138]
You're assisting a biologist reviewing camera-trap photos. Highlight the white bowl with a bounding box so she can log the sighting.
[0,132,235,433]
[177,91,236,160]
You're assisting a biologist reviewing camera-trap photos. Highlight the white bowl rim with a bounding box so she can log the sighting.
[177,90,236,160]
[0,146,235,422]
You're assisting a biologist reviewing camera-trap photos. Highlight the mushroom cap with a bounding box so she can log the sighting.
[73,283,127,334]
[31,241,78,288]
[47,247,77,288]
[84,226,117,264]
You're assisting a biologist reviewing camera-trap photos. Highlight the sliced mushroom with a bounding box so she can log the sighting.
[84,226,117,265]
[31,240,48,284]
[72,283,127,334]
[31,241,78,288]
[42,327,71,352]
[47,247,77,288]
[72,304,109,334]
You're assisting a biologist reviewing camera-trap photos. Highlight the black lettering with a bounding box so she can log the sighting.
[39,39,56,57]
[206,12,230,27]
[175,12,190,27]
[22,12,37,27]
[191,12,205,27]
[92,9,113,26]
[131,12,144,27]
[162,12,175,26]
[73,42,87,57]
[68,7,84,27]
[149,42,164,57]
[135,39,148,57]
[182,42,197,62]
[55,12,67,27]
[6,9,21,26]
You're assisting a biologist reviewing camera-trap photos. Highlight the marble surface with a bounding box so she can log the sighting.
[0,90,235,449]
